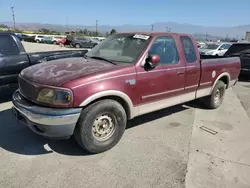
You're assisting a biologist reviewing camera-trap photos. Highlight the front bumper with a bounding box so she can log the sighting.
[12,90,81,139]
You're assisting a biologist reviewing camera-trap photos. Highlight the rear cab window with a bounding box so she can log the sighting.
[180,36,197,63]
[0,35,20,56]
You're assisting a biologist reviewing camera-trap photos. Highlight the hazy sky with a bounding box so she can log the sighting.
[0,0,249,26]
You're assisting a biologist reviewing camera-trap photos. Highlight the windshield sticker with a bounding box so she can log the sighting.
[133,34,150,40]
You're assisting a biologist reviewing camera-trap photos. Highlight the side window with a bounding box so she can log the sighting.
[220,44,231,50]
[148,36,179,65]
[0,35,19,56]
[180,36,197,63]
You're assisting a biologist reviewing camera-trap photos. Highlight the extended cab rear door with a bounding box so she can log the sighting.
[179,36,201,98]
[0,34,30,88]
[136,34,186,115]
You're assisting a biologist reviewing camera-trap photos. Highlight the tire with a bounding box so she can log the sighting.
[203,80,226,109]
[36,40,40,43]
[74,99,127,154]
[75,43,81,48]
[53,41,57,45]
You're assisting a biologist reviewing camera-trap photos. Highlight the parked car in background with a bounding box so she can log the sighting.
[15,34,36,43]
[41,36,53,44]
[52,36,65,44]
[67,36,100,48]
[199,43,232,56]
[0,32,88,96]
[35,35,45,43]
[56,38,66,45]
[197,42,206,48]
[224,42,250,77]
[12,32,240,154]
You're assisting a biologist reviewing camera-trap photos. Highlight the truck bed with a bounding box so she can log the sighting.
[200,54,229,60]
[199,55,240,90]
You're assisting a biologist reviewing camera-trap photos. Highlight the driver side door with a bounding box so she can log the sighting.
[136,35,186,115]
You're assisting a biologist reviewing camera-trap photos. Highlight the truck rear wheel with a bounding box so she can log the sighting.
[74,99,127,154]
[203,80,226,109]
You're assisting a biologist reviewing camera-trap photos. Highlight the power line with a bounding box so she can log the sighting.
[96,20,99,36]
[10,6,16,30]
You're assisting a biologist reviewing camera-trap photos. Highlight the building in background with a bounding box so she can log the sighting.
[246,32,250,42]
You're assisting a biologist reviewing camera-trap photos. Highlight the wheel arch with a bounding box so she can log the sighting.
[79,90,137,119]
[212,72,230,91]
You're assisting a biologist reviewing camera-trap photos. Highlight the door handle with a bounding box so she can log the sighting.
[177,71,184,76]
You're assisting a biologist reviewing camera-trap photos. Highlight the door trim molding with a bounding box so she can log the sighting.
[141,87,184,100]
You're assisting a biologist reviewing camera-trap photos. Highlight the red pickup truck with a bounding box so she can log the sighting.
[12,32,241,153]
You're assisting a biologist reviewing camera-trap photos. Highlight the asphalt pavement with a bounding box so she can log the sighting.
[0,80,249,188]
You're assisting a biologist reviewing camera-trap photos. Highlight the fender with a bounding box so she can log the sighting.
[79,90,138,119]
[211,72,230,93]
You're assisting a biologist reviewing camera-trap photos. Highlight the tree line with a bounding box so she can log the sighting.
[0,24,117,37]
[74,28,117,37]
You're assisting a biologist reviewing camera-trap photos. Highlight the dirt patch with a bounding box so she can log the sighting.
[169,122,181,127]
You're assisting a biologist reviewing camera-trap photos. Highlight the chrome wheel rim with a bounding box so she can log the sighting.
[92,114,116,141]
[214,89,222,105]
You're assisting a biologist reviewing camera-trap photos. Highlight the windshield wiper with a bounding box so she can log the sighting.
[88,56,116,65]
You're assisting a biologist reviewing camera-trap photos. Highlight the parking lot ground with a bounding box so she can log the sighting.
[0,81,249,188]
[186,84,250,188]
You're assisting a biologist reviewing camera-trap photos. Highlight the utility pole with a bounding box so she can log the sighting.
[10,6,16,30]
[151,24,154,31]
[66,15,69,33]
[205,32,208,41]
[96,20,99,36]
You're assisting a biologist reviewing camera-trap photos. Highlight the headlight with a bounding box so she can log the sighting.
[37,88,72,105]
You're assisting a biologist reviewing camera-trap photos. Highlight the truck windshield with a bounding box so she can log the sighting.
[85,33,151,64]
[200,43,220,50]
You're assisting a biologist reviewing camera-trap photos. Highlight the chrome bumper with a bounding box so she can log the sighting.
[12,90,81,139]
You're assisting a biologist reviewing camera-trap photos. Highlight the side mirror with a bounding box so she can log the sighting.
[145,55,160,70]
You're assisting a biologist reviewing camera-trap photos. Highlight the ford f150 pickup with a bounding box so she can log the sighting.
[12,32,241,154]
[0,32,88,96]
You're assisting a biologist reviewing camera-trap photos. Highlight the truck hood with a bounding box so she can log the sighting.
[20,57,114,86]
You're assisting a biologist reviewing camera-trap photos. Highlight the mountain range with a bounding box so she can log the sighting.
[1,21,250,40]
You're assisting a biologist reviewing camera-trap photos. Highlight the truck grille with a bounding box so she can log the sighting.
[18,76,38,101]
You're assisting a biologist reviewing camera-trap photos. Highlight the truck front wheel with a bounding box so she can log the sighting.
[203,80,226,109]
[74,99,127,154]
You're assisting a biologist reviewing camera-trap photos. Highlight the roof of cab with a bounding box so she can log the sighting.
[116,31,192,37]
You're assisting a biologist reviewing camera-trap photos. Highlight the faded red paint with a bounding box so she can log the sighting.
[19,32,241,108]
